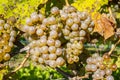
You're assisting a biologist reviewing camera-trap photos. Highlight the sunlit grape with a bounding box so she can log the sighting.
[3,53,10,61]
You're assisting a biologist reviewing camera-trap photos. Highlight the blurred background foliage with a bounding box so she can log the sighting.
[10,64,69,80]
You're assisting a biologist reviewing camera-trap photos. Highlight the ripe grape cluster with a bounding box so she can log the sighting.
[0,18,16,62]
[20,5,94,67]
[85,53,117,80]
[20,7,65,68]
[60,6,94,64]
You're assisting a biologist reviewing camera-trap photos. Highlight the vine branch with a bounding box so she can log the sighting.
[108,7,117,28]
[12,50,30,72]
[65,0,70,6]
[3,50,30,80]
[55,67,89,80]
[55,67,73,79]
[69,75,89,80]
[108,39,120,55]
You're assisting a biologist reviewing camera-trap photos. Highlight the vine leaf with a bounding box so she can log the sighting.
[93,13,115,40]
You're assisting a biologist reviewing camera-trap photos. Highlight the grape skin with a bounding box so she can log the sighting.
[3,53,10,61]
[106,75,114,80]
[51,7,59,15]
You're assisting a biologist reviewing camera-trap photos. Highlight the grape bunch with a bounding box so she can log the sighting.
[20,8,66,68]
[85,53,117,80]
[0,18,17,62]
[66,41,83,64]
[20,12,45,40]
[61,6,94,41]
[28,38,65,68]
[60,6,94,64]
[20,5,94,67]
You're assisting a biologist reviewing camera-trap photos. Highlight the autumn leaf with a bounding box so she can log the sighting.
[94,19,104,36]
[93,13,115,40]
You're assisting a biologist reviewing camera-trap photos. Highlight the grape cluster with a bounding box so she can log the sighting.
[20,12,45,38]
[61,6,94,41]
[28,38,65,68]
[21,6,94,67]
[60,6,94,64]
[66,41,83,64]
[20,7,66,68]
[85,53,117,80]
[0,18,16,62]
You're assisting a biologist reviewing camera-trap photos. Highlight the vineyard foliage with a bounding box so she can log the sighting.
[0,0,108,24]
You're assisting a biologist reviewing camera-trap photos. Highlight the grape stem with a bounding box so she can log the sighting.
[108,39,120,55]
[69,75,89,80]
[56,67,89,80]
[12,50,30,72]
[108,7,117,28]
[93,43,99,53]
[65,0,70,6]
[3,50,30,80]
[55,67,73,79]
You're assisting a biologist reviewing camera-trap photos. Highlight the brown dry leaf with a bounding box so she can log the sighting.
[94,19,104,36]
[101,15,114,39]
[93,13,115,40]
